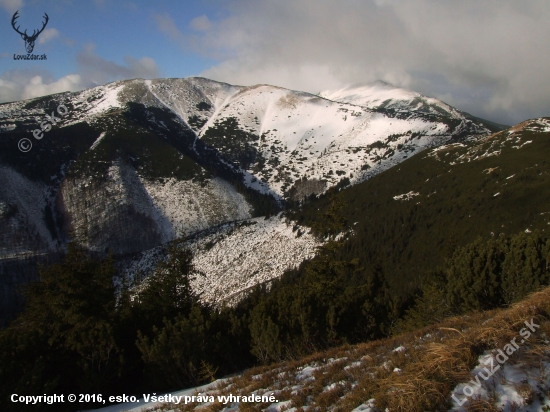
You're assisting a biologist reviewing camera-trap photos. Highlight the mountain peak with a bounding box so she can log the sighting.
[319,81,430,109]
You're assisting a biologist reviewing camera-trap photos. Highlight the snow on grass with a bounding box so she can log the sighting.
[449,354,550,412]
[523,117,550,133]
[87,379,228,412]
[392,345,407,353]
[119,214,320,306]
[142,177,252,238]
[393,191,420,201]
[351,399,377,412]
[189,214,319,305]
[83,83,124,117]
[86,287,550,412]
[146,77,241,131]
[430,118,550,168]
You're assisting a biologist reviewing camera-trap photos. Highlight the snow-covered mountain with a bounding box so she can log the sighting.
[0,76,500,323]
[187,78,493,198]
[0,77,498,255]
[320,81,465,117]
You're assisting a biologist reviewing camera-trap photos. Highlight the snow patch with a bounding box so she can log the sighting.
[90,132,106,150]
[393,191,420,201]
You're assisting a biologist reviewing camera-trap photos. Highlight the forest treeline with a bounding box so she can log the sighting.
[1,200,549,411]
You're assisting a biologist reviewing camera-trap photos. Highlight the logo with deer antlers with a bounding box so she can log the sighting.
[11,10,49,54]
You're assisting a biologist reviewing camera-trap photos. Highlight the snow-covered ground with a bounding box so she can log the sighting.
[188,215,319,304]
[185,80,488,197]
[426,117,549,167]
[142,177,252,239]
[87,380,228,412]
[120,214,320,306]
[450,353,550,411]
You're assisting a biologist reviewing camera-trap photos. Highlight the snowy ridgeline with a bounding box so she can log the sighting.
[425,117,549,167]
[179,79,489,197]
[0,76,494,266]
[0,76,493,207]
[119,215,320,306]
[4,76,488,199]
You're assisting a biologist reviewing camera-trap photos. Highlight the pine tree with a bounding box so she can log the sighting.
[133,242,197,329]
[501,232,550,304]
[0,243,121,411]
[446,237,504,312]
[136,305,209,389]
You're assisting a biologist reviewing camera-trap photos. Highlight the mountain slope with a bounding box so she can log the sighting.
[119,214,319,307]
[91,286,550,412]
[0,76,496,256]
[293,117,550,297]
[191,80,494,198]
[0,77,497,324]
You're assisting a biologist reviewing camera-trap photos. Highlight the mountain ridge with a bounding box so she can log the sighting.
[0,76,499,324]
[0,76,498,255]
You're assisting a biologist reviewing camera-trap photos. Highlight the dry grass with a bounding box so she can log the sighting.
[148,287,550,412]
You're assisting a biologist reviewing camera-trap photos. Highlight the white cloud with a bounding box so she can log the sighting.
[0,45,160,103]
[21,74,83,100]
[153,13,207,55]
[38,28,59,45]
[190,15,212,32]
[76,43,159,86]
[155,0,550,125]
[0,70,83,103]
[154,13,187,48]
[0,0,23,13]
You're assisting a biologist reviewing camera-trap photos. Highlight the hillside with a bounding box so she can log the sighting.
[110,112,550,309]
[1,116,549,412]
[0,77,496,258]
[118,214,319,307]
[292,117,550,297]
[92,286,550,412]
[0,77,497,324]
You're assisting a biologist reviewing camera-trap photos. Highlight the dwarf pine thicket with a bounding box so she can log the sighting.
[0,200,549,411]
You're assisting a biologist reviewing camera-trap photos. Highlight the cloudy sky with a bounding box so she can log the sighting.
[1,0,549,125]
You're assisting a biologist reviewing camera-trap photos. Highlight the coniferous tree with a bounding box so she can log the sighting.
[500,232,550,304]
[446,237,504,312]
[136,305,209,389]
[0,243,121,411]
[133,242,196,330]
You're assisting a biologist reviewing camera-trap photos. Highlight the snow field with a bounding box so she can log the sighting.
[189,215,319,305]
[142,176,252,238]
[119,214,320,306]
